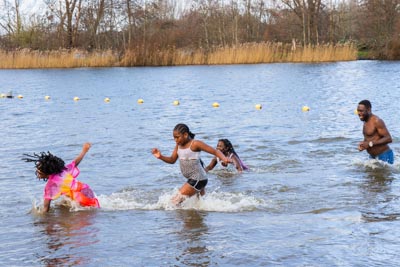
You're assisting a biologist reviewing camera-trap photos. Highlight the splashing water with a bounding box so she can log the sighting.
[97,188,265,212]
[353,157,400,172]
[30,196,97,214]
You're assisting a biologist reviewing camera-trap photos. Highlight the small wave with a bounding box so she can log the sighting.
[97,188,266,212]
[353,158,400,171]
[361,211,400,222]
[288,136,351,145]
[301,207,337,214]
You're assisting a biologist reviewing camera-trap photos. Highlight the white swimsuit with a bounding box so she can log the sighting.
[177,141,207,181]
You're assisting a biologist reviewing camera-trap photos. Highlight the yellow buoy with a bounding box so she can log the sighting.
[137,98,144,104]
[73,96,80,101]
[212,102,220,108]
[302,106,310,112]
[17,95,23,99]
[354,109,358,115]
[104,97,110,103]
[44,95,51,100]
[0,93,5,98]
[173,100,180,106]
[255,104,262,110]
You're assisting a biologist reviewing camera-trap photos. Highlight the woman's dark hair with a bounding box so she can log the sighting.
[219,139,238,157]
[174,123,195,139]
[22,152,65,180]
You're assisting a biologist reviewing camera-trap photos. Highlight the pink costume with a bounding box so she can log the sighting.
[44,161,100,208]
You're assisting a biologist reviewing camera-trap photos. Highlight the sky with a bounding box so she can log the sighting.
[19,0,46,15]
[0,0,46,17]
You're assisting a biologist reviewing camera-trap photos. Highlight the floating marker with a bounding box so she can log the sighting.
[212,102,220,108]
[45,95,51,100]
[302,105,310,112]
[0,93,5,98]
[137,98,144,104]
[255,104,262,110]
[73,96,80,101]
[17,95,23,99]
[354,109,358,115]
[173,100,180,106]
[104,97,110,103]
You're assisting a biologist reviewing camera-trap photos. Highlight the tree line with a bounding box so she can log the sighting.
[1,0,399,59]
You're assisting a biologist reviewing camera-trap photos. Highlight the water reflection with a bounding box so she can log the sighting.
[359,164,399,223]
[362,164,394,192]
[33,208,99,266]
[175,210,210,267]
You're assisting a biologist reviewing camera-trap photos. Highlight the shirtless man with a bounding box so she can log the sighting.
[357,100,394,164]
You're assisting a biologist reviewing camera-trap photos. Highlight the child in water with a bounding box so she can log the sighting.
[23,142,100,212]
[205,139,248,173]
[152,123,231,204]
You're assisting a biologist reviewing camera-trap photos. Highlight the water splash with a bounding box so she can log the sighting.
[353,158,400,172]
[30,196,96,214]
[29,199,43,216]
[97,188,265,212]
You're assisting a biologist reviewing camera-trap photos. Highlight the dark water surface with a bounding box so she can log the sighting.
[1,61,400,266]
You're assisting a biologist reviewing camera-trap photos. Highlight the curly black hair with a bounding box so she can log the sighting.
[22,152,65,180]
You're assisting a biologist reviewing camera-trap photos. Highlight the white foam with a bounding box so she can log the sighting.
[28,188,266,213]
[97,188,265,212]
[352,157,400,171]
[29,196,96,214]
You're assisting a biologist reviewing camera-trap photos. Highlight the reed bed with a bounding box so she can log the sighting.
[122,42,357,66]
[0,49,119,69]
[0,43,357,69]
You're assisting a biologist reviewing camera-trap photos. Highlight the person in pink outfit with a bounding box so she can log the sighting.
[23,143,99,212]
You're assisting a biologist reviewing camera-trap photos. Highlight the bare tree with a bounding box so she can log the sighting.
[358,0,400,48]
[44,0,82,48]
[0,0,21,36]
[281,0,323,44]
[80,0,106,49]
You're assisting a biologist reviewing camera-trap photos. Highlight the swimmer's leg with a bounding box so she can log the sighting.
[171,193,186,205]
[172,183,198,205]
[195,188,205,199]
[200,188,205,196]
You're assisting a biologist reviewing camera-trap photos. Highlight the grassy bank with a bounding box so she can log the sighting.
[0,43,357,69]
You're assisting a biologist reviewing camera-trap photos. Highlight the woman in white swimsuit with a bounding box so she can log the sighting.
[152,123,230,204]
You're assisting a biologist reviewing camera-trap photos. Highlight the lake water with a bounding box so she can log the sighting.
[1,61,400,266]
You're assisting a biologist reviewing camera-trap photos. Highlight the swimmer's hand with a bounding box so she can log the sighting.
[82,142,92,152]
[152,148,161,159]
[358,141,366,151]
[220,157,231,165]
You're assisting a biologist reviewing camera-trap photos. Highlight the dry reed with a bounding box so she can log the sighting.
[0,49,119,69]
[121,42,357,66]
[0,43,357,69]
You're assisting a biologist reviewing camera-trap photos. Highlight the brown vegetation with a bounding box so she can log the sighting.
[0,0,398,66]
[0,49,118,68]
[0,43,356,68]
